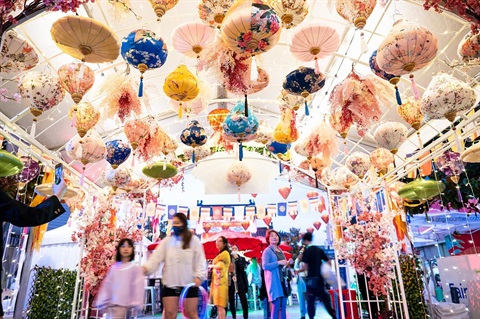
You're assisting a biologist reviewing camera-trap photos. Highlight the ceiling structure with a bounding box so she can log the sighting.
[1,0,480,243]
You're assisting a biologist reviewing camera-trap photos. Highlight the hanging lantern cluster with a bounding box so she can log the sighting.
[121,29,168,97]
[163,65,200,118]
[68,102,99,138]
[283,66,325,116]
[373,121,408,154]
[58,62,95,104]
[0,30,39,73]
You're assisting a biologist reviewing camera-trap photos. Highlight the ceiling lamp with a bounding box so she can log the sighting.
[121,29,168,97]
[345,151,371,179]
[458,32,480,64]
[268,0,308,29]
[398,177,445,201]
[58,62,95,105]
[221,0,282,56]
[0,30,38,73]
[290,24,340,73]
[335,0,377,29]
[198,0,235,28]
[283,66,325,116]
[68,102,99,138]
[148,0,179,20]
[50,16,120,63]
[104,139,132,169]
[172,21,215,60]
[421,72,477,122]
[373,121,408,154]
[163,65,200,118]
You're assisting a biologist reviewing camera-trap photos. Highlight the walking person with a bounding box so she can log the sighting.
[143,213,206,319]
[295,232,335,319]
[262,229,291,319]
[96,238,145,319]
[294,246,307,319]
[228,245,249,319]
[210,236,231,319]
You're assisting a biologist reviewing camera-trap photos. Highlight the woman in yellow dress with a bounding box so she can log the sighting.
[209,236,231,319]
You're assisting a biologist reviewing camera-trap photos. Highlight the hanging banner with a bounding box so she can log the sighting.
[167,205,178,219]
[178,206,189,217]
[299,199,309,213]
[212,206,223,220]
[223,207,234,220]
[234,206,244,220]
[190,206,200,221]
[256,205,266,219]
[156,204,166,218]
[309,197,319,212]
[200,207,211,220]
[267,204,277,216]
[288,202,298,219]
[277,202,287,216]
[245,206,256,220]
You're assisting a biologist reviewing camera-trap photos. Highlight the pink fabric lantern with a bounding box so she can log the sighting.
[102,166,132,190]
[124,118,150,150]
[397,97,424,131]
[65,130,106,166]
[221,0,282,56]
[333,166,359,189]
[68,102,99,138]
[290,24,340,74]
[304,123,339,159]
[346,152,371,179]
[276,89,312,111]
[58,62,95,104]
[335,0,377,29]
[369,147,394,175]
[268,0,308,29]
[226,161,252,199]
[373,122,408,154]
[458,32,480,63]
[172,22,215,59]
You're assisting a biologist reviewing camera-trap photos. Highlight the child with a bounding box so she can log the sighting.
[96,238,145,319]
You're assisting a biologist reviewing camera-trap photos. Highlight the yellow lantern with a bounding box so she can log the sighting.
[68,102,99,138]
[163,64,200,118]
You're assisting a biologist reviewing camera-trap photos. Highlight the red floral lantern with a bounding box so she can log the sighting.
[335,0,377,29]
[58,62,95,104]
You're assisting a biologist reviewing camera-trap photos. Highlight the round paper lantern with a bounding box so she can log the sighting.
[65,130,106,165]
[208,108,230,132]
[421,73,477,122]
[68,102,99,138]
[273,108,298,144]
[172,22,215,59]
[268,141,290,156]
[58,62,95,104]
[333,166,359,189]
[335,0,376,29]
[223,101,259,142]
[163,65,200,118]
[221,0,282,55]
[304,123,339,159]
[105,139,132,169]
[226,160,252,187]
[0,151,23,177]
[123,118,151,151]
[148,0,179,20]
[369,49,403,104]
[121,29,168,97]
[255,121,274,145]
[198,0,235,28]
[184,146,211,162]
[397,98,424,131]
[0,30,38,73]
[268,0,308,29]
[373,122,408,154]
[376,20,438,76]
[290,24,340,73]
[142,162,178,180]
[282,67,325,115]
[50,15,120,63]
[398,178,445,201]
[18,72,65,120]
[181,120,208,147]
[277,89,312,111]
[329,111,351,139]
[369,147,394,175]
[102,166,131,190]
[458,32,480,63]
[345,152,371,179]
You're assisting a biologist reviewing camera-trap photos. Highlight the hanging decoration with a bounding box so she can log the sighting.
[268,141,291,160]
[313,221,321,230]
[0,30,38,73]
[98,73,144,123]
[283,66,325,115]
[169,98,207,118]
[436,150,464,187]
[268,0,308,29]
[148,0,179,20]
[369,147,394,175]
[335,0,376,29]
[50,15,120,63]
[373,121,408,154]
[121,29,168,97]
[102,166,132,191]
[421,72,477,122]
[278,186,291,200]
[180,120,208,163]
[304,122,339,159]
[276,89,312,111]
[198,0,235,28]
[398,177,445,201]
[68,102,99,138]
[172,21,215,61]
[221,0,282,56]
[369,50,402,105]
[273,108,299,144]
[0,151,23,178]
[461,143,480,163]
[458,32,480,64]
[18,72,65,124]
[332,166,359,189]
[376,20,438,100]
[207,108,230,148]
[58,62,95,104]
[226,160,252,199]
[329,70,384,137]
[123,118,151,151]
[290,24,340,74]
[255,121,274,145]
[184,146,211,162]
[345,152,371,179]
[16,156,40,188]
[163,65,200,118]
[105,140,132,169]
[397,97,424,131]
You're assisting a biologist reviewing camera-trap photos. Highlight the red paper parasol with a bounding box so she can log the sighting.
[279,243,292,252]
[202,230,262,259]
[148,240,161,251]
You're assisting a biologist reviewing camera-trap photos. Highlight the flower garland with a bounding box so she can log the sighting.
[71,193,143,296]
[334,199,397,296]
[423,0,480,34]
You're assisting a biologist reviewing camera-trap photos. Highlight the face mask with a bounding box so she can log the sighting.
[172,226,184,237]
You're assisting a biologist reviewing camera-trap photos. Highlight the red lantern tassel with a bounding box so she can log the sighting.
[410,74,420,100]
[314,57,320,75]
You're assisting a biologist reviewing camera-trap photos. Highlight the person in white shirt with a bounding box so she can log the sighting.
[143,213,206,319]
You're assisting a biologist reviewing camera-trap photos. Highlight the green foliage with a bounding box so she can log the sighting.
[396,255,428,319]
[27,266,77,319]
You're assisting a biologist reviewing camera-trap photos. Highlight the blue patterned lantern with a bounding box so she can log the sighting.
[268,141,290,155]
[282,66,325,116]
[121,29,168,97]
[223,101,259,161]
[181,120,208,148]
[369,50,402,105]
[105,139,132,169]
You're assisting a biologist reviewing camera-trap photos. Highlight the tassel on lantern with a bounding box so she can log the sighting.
[314,57,320,75]
[344,140,348,155]
[417,131,423,149]
[138,75,144,97]
[192,150,196,163]
[304,100,309,116]
[453,126,463,152]
[244,94,249,117]
[315,175,319,189]
[360,32,368,54]
[250,56,258,82]
[239,142,244,161]
[279,161,283,174]
[395,86,402,105]
[410,74,420,100]
[456,185,463,203]
[70,107,77,127]
[163,160,167,170]
[178,102,183,119]
[30,120,37,138]
[78,60,86,80]
[237,186,241,202]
